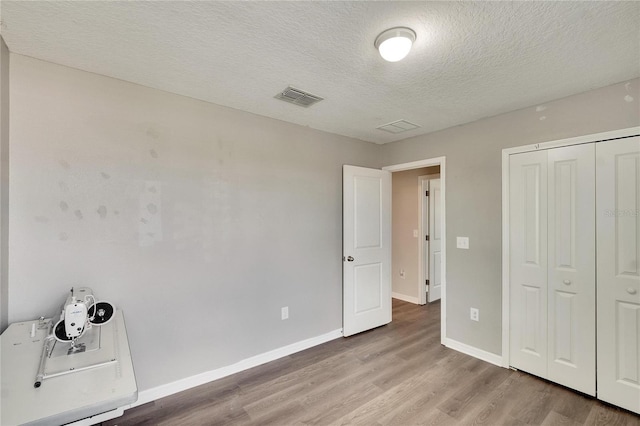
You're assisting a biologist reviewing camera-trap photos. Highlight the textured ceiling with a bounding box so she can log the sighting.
[1,1,639,144]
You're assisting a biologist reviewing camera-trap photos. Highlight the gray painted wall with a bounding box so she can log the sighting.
[391,166,438,300]
[0,37,9,333]
[8,54,380,391]
[381,78,640,355]
[5,50,639,394]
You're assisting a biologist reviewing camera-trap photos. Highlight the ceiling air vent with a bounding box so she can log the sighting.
[377,119,421,134]
[275,86,324,107]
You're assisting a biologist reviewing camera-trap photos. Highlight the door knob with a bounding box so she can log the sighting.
[627,288,637,295]
[563,280,571,285]
[346,256,354,262]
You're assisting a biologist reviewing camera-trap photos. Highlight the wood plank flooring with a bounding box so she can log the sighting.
[104,300,639,426]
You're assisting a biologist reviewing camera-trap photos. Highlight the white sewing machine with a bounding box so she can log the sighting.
[1,288,137,425]
[32,287,117,387]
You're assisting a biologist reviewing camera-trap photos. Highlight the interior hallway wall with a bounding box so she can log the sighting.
[391,166,439,302]
[8,54,380,391]
[381,78,640,356]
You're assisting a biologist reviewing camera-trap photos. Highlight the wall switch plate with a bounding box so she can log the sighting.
[413,229,419,238]
[281,307,289,320]
[457,237,470,249]
[470,308,479,322]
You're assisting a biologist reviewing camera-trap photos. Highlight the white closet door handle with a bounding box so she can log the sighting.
[627,288,637,295]
[563,280,571,285]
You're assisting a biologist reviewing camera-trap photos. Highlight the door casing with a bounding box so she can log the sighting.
[384,157,447,345]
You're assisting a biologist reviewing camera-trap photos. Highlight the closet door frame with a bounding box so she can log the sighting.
[501,126,640,368]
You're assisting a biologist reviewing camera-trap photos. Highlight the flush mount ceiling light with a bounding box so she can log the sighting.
[374,27,416,62]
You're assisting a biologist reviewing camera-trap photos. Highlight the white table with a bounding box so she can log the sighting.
[1,310,137,425]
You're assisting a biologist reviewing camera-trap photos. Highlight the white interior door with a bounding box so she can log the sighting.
[428,179,442,302]
[509,150,548,378]
[596,137,640,414]
[343,165,391,337]
[547,144,595,396]
[420,177,429,305]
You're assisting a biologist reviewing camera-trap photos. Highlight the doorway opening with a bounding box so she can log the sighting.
[383,157,446,344]
[389,166,440,304]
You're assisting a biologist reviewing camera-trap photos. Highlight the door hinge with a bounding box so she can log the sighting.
[426,280,429,291]
[425,190,429,197]
[425,235,429,241]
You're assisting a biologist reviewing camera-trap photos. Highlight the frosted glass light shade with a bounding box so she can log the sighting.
[375,27,416,62]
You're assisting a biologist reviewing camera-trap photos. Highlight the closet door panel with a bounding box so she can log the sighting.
[596,136,640,414]
[510,150,548,377]
[547,143,595,396]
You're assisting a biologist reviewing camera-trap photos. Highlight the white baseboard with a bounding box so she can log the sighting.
[392,292,420,305]
[443,338,503,367]
[130,328,343,408]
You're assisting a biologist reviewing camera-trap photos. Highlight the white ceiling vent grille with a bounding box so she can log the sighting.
[377,119,421,134]
[275,86,324,107]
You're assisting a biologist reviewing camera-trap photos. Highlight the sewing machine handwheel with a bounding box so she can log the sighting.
[53,320,73,342]
[88,301,115,325]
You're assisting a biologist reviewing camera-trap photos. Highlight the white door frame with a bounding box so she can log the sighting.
[384,157,446,344]
[501,126,640,368]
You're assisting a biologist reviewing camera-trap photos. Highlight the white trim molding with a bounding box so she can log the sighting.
[383,156,446,173]
[502,127,640,157]
[501,126,640,369]
[383,156,447,346]
[444,338,503,367]
[128,328,343,409]
[392,292,420,305]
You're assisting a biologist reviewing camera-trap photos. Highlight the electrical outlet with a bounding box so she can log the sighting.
[400,269,406,279]
[281,306,289,320]
[470,308,479,322]
[413,229,419,238]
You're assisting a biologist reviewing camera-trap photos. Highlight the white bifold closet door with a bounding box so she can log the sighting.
[547,144,595,396]
[596,137,640,414]
[509,150,548,379]
[509,143,596,396]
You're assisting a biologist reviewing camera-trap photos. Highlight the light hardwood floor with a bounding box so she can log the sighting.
[105,299,639,425]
